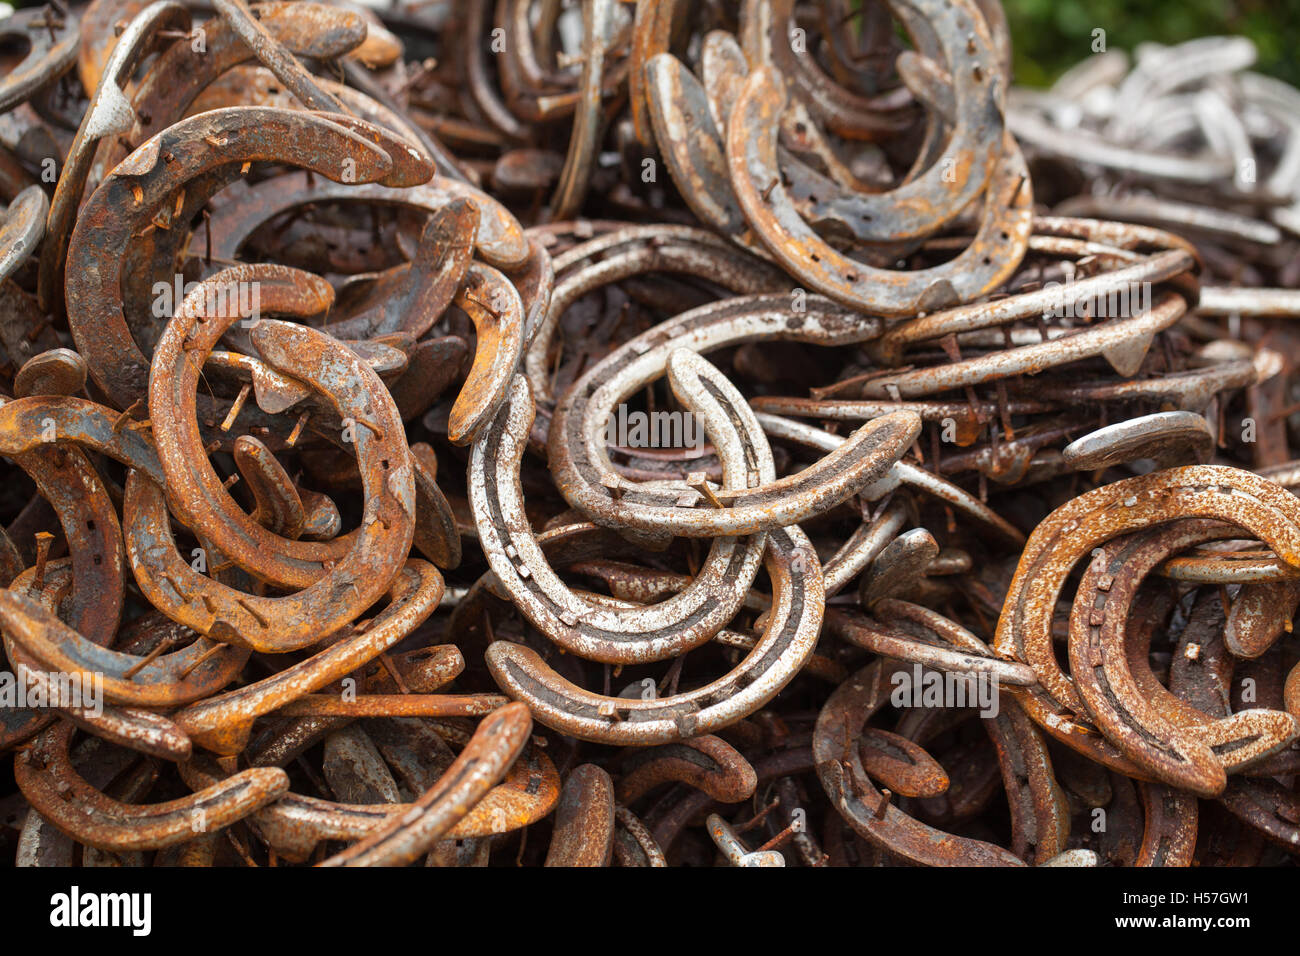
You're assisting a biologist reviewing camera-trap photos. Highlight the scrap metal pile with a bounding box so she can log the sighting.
[0,0,1298,867]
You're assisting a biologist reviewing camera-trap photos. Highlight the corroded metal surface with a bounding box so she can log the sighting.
[0,0,1297,870]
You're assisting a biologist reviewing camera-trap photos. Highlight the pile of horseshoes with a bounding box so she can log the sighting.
[0,0,1298,867]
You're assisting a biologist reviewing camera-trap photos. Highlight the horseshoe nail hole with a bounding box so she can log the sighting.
[1000,231,1009,241]
[811,253,821,262]
[381,459,390,469]
[973,66,984,82]
[86,520,95,531]
[982,257,991,266]
[845,273,857,282]
[93,555,101,566]
[794,123,806,135]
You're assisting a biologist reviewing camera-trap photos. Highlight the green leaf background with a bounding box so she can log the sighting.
[1002,0,1300,87]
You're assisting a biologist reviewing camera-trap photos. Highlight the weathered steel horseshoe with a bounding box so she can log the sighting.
[545,764,616,867]
[0,587,249,709]
[548,294,919,537]
[825,600,1037,686]
[643,52,750,240]
[751,410,1025,545]
[813,660,1026,866]
[628,0,681,149]
[550,0,621,221]
[525,225,786,402]
[1,561,193,761]
[995,466,1300,774]
[470,373,766,664]
[741,0,915,142]
[760,0,1003,241]
[0,6,79,115]
[87,2,371,189]
[203,169,529,272]
[1068,521,1299,796]
[1061,412,1216,472]
[869,248,1195,366]
[727,67,1032,316]
[16,721,287,852]
[148,266,349,584]
[65,106,415,410]
[323,199,478,342]
[211,0,352,114]
[525,226,780,403]
[485,517,823,744]
[126,321,414,653]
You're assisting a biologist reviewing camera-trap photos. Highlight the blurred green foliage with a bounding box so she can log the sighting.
[1003,0,1300,88]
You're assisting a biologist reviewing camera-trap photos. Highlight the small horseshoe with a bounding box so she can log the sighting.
[0,6,79,115]
[1070,524,1299,795]
[813,660,1026,866]
[486,518,822,745]
[727,67,1032,316]
[995,466,1300,774]
[470,375,766,664]
[66,107,404,409]
[16,721,287,852]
